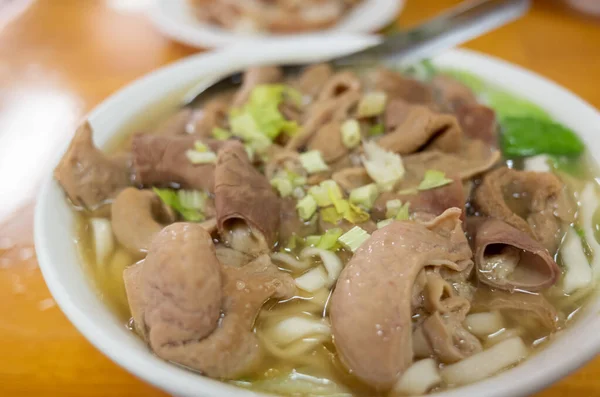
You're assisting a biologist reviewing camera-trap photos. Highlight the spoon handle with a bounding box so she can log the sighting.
[333,0,530,66]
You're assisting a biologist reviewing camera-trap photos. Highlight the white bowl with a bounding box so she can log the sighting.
[35,34,600,397]
[148,0,404,48]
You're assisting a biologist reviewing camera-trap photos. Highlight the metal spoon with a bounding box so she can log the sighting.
[182,0,530,108]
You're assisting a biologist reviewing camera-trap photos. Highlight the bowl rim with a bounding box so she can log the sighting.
[35,34,600,397]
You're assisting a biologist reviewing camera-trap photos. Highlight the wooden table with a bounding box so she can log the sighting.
[0,0,599,395]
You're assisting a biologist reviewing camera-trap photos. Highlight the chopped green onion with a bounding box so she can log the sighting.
[271,177,293,197]
[368,124,385,136]
[305,235,321,247]
[300,150,329,174]
[377,219,394,229]
[341,119,361,149]
[285,234,299,251]
[320,206,343,224]
[385,199,403,218]
[244,145,255,162]
[194,141,209,152]
[361,141,405,192]
[296,195,317,220]
[344,203,370,224]
[317,228,343,250]
[357,92,387,118]
[338,226,371,253]
[349,183,379,210]
[153,187,205,222]
[395,202,410,220]
[186,149,217,164]
[418,170,453,191]
[322,180,346,214]
[292,186,306,199]
[212,127,231,140]
[308,185,332,207]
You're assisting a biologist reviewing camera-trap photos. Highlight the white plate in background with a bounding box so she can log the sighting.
[148,0,405,48]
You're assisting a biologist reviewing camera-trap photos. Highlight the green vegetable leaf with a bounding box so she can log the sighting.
[501,117,584,158]
[153,187,205,222]
[368,124,385,136]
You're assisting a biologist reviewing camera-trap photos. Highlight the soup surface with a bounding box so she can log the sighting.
[58,61,600,396]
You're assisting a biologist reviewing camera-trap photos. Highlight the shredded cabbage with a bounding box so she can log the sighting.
[361,141,405,192]
[295,266,329,292]
[229,84,299,147]
[153,187,205,222]
[301,247,343,286]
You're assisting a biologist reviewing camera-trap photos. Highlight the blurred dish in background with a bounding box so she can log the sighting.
[565,0,600,16]
[186,0,362,33]
[148,0,404,48]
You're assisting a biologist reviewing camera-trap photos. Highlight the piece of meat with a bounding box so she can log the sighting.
[399,138,501,190]
[215,141,281,254]
[189,97,230,138]
[330,208,472,389]
[151,108,193,136]
[332,167,372,193]
[371,67,434,104]
[470,218,560,292]
[295,63,334,99]
[316,70,362,102]
[286,89,361,150]
[379,99,462,154]
[372,176,465,222]
[307,120,349,163]
[111,188,175,256]
[472,288,559,329]
[431,75,478,111]
[264,150,306,181]
[475,167,569,254]
[319,217,377,234]
[54,122,131,209]
[455,104,498,147]
[132,134,223,192]
[232,66,283,107]
[421,310,482,363]
[124,223,296,379]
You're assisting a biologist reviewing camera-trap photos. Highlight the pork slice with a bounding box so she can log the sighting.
[400,138,501,187]
[215,141,281,254]
[372,176,465,223]
[307,120,349,163]
[111,188,175,256]
[151,108,192,136]
[132,134,223,192]
[455,103,498,147]
[54,122,131,209]
[371,67,434,104]
[431,75,478,111]
[472,288,559,329]
[189,96,230,138]
[474,167,569,254]
[232,66,283,107]
[286,89,360,150]
[316,70,362,103]
[470,218,560,292]
[295,63,334,99]
[330,208,472,389]
[332,167,372,193]
[379,99,462,154]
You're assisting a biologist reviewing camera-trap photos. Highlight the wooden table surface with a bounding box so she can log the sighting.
[0,0,599,396]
